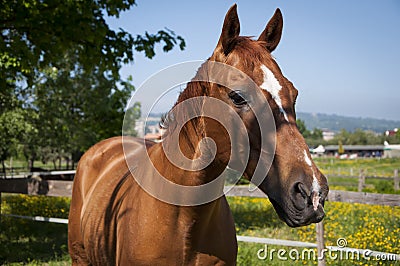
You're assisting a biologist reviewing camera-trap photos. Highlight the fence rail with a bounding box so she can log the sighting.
[225,185,400,206]
[324,168,399,193]
[0,170,76,180]
[1,179,400,206]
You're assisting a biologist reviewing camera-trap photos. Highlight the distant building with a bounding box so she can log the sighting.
[322,129,335,141]
[134,119,146,138]
[146,125,160,135]
[322,145,384,157]
[135,116,164,140]
[310,145,325,156]
[383,141,400,158]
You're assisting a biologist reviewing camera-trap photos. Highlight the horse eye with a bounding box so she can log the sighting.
[229,91,247,106]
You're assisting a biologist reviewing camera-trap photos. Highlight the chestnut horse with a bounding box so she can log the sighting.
[68,5,328,265]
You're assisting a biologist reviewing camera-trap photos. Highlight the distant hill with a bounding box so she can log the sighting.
[297,112,400,133]
[149,112,399,133]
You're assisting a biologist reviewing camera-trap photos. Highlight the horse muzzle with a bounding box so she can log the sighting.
[269,180,329,228]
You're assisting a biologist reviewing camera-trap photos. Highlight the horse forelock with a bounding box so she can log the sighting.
[212,36,272,64]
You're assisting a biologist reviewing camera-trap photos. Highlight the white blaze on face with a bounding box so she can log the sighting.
[260,65,289,122]
[304,150,321,211]
[312,177,321,211]
[304,150,312,167]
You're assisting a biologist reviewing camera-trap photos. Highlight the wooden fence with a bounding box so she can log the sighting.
[326,168,399,193]
[2,178,400,206]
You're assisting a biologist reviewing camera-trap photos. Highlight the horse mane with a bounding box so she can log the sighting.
[159,36,271,138]
[159,64,209,140]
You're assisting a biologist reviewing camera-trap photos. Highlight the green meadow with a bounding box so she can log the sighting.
[1,193,399,265]
[314,157,400,194]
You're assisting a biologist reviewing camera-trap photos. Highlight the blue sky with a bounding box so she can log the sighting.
[106,1,400,121]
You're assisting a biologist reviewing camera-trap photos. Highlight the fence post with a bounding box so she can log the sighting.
[316,221,326,266]
[358,169,365,192]
[394,169,399,191]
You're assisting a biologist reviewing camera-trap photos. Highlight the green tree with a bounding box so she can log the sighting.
[0,107,36,174]
[385,129,400,144]
[333,129,351,145]
[296,119,325,147]
[348,129,368,145]
[0,1,185,167]
[296,119,310,138]
[397,130,400,143]
[123,102,142,137]
[305,128,324,147]
[0,0,185,92]
[310,128,323,139]
[329,128,384,146]
[27,55,140,168]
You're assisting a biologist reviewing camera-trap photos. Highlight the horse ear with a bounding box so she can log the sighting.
[218,4,240,55]
[258,8,283,52]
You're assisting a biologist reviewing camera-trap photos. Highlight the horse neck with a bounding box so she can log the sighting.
[152,119,226,187]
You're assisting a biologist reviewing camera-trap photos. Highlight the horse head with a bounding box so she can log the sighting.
[201,5,329,227]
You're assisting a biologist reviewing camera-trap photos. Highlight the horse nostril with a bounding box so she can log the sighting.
[294,182,310,200]
[292,182,327,212]
[319,186,329,208]
[291,182,311,210]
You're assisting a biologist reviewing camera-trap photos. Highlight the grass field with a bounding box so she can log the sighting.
[313,157,400,195]
[229,197,400,265]
[1,194,399,265]
[314,157,400,177]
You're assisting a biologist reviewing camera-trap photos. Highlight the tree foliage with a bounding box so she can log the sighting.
[0,0,185,87]
[296,120,393,148]
[0,0,185,170]
[328,129,384,146]
[385,130,400,144]
[296,119,323,147]
[0,107,35,173]
[296,119,308,137]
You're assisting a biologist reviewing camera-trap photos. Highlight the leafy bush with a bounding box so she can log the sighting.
[1,194,70,218]
[1,195,71,265]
